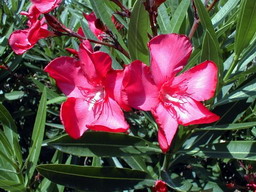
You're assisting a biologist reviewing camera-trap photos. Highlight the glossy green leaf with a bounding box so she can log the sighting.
[127,0,150,64]
[214,78,256,106]
[168,0,190,33]
[200,30,221,66]
[234,0,256,58]
[194,0,222,73]
[0,179,26,192]
[185,141,256,161]
[47,132,162,157]
[0,103,22,166]
[37,164,155,191]
[157,3,169,33]
[25,88,47,180]
[4,91,24,101]
[46,96,66,105]
[122,156,148,172]
[212,0,240,26]
[196,122,256,131]
[31,78,59,99]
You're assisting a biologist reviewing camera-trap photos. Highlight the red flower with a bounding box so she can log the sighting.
[30,0,62,14]
[123,34,220,152]
[9,20,53,55]
[44,41,130,138]
[152,180,168,192]
[9,5,53,54]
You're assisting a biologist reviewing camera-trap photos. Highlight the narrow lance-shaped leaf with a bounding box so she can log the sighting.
[25,88,47,180]
[234,0,256,58]
[200,30,222,66]
[195,122,256,131]
[214,78,256,106]
[168,0,190,33]
[184,141,256,161]
[128,0,150,64]
[194,0,223,74]
[0,103,22,166]
[46,132,162,157]
[37,164,155,191]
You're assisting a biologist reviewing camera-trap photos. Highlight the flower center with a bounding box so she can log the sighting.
[79,86,105,111]
[159,82,186,106]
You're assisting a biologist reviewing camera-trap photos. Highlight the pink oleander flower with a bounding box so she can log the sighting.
[30,0,62,14]
[9,5,53,54]
[9,20,53,55]
[123,34,220,152]
[44,40,130,139]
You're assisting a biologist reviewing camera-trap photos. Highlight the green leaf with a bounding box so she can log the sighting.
[185,141,256,161]
[37,164,155,191]
[200,30,221,66]
[211,0,240,26]
[195,122,256,131]
[127,0,150,64]
[214,78,256,106]
[0,179,26,192]
[168,0,190,33]
[194,0,223,73]
[0,103,22,166]
[47,132,162,157]
[46,96,66,105]
[157,3,169,33]
[4,91,25,101]
[31,78,59,100]
[234,0,256,58]
[25,88,47,180]
[122,156,148,172]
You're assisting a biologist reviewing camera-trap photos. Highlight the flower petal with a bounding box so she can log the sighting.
[9,30,31,55]
[151,103,178,153]
[87,98,129,132]
[79,44,112,84]
[172,61,218,101]
[123,60,159,111]
[104,70,131,111]
[31,0,62,13]
[148,34,192,86]
[60,97,92,139]
[173,97,220,125]
[44,56,92,98]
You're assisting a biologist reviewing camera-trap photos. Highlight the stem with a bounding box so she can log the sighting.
[110,0,131,17]
[207,0,219,11]
[188,0,219,39]
[161,153,171,171]
[188,19,199,40]
[69,31,130,59]
[149,12,158,37]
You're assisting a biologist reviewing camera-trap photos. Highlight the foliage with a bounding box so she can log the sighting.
[0,0,256,191]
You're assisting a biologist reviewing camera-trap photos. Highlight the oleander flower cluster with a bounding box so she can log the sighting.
[9,0,220,153]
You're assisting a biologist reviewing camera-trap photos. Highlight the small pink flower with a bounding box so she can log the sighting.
[30,0,62,14]
[152,180,168,192]
[123,34,220,152]
[44,41,130,138]
[9,20,53,55]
